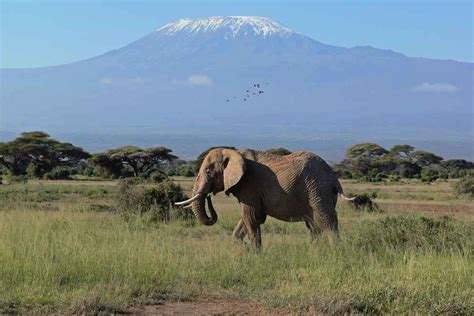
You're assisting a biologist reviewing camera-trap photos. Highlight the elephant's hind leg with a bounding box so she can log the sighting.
[303,214,321,240]
[232,219,247,241]
[308,194,338,233]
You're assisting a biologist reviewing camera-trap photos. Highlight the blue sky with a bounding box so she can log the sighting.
[1,0,472,68]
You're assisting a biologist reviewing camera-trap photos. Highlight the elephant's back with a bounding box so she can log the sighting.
[259,151,337,221]
[265,151,334,173]
[256,151,335,181]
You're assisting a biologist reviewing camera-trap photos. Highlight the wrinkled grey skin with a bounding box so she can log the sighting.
[189,148,347,248]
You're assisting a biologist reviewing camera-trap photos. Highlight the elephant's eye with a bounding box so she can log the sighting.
[205,169,212,176]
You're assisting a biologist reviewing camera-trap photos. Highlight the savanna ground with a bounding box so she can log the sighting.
[0,178,472,314]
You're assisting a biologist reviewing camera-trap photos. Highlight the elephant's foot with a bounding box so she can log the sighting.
[232,219,247,242]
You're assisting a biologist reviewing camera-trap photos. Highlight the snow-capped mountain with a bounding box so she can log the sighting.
[156,16,294,38]
[1,16,472,159]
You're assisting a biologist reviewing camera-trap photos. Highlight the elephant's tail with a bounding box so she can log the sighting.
[334,180,356,201]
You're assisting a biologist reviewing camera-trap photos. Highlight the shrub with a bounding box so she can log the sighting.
[178,166,195,177]
[4,172,28,184]
[420,170,438,182]
[115,179,192,223]
[347,193,380,212]
[359,169,387,182]
[43,167,71,180]
[80,167,95,177]
[353,215,473,253]
[453,176,474,197]
[26,163,40,178]
[149,170,168,183]
[334,166,353,179]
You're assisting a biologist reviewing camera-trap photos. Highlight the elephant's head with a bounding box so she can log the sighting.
[175,148,246,226]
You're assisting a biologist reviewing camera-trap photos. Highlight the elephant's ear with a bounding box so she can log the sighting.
[222,149,246,194]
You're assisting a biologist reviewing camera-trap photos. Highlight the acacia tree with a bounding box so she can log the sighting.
[388,144,414,158]
[266,148,292,156]
[92,146,177,177]
[339,143,389,177]
[347,143,388,159]
[334,142,455,180]
[0,131,90,176]
[386,144,420,178]
[411,150,443,167]
[0,141,29,175]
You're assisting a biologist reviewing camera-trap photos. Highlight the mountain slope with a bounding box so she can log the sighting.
[1,16,472,159]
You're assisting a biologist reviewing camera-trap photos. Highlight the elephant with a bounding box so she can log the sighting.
[175,148,354,248]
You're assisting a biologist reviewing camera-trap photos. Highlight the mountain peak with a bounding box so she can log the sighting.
[156,16,295,38]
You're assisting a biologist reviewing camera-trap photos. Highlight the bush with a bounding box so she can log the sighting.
[347,193,380,212]
[149,170,168,183]
[421,168,439,183]
[178,166,195,177]
[43,167,71,180]
[5,174,28,184]
[80,167,95,177]
[453,176,474,197]
[334,166,353,179]
[359,169,387,182]
[115,179,192,223]
[26,163,41,178]
[353,215,472,253]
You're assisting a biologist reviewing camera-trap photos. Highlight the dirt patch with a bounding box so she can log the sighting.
[129,299,321,315]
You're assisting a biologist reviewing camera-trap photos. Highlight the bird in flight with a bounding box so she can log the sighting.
[225,82,267,103]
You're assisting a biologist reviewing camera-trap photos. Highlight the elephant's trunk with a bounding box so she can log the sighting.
[190,182,217,226]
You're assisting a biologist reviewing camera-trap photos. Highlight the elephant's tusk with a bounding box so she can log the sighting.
[340,193,357,201]
[174,193,202,206]
[182,204,193,209]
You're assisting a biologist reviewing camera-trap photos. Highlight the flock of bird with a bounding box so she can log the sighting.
[226,82,269,102]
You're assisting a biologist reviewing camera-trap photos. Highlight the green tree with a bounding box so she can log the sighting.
[92,146,177,178]
[337,143,388,178]
[179,166,195,177]
[389,144,414,158]
[412,150,443,167]
[441,159,473,170]
[0,142,28,175]
[347,143,388,159]
[0,131,90,176]
[266,147,292,156]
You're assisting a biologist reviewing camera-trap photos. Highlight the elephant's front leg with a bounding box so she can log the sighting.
[240,204,263,249]
[232,219,247,242]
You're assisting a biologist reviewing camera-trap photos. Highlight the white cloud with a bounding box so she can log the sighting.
[99,77,112,84]
[412,82,459,93]
[188,75,213,87]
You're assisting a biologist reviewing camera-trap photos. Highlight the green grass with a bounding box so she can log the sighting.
[0,179,473,313]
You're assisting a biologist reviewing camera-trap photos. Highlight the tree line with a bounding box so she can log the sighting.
[334,143,473,182]
[0,132,472,183]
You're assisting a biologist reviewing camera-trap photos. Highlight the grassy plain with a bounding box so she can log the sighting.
[0,178,472,313]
